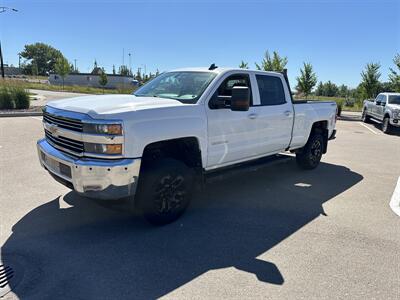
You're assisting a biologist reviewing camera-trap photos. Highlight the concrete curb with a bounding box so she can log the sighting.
[0,112,43,118]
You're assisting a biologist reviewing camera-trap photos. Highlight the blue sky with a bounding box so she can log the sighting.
[1,0,399,87]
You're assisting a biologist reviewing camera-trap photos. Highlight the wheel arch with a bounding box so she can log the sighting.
[141,137,203,170]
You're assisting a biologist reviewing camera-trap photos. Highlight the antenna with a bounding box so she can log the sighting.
[208,63,218,70]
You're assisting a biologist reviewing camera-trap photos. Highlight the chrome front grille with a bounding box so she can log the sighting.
[43,111,83,132]
[43,109,85,156]
[45,129,84,155]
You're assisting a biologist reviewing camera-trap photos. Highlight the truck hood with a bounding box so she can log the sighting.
[47,94,185,116]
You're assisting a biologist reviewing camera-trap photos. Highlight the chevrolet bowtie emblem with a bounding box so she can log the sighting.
[48,124,59,137]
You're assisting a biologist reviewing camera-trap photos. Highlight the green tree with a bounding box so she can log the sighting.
[54,57,70,90]
[119,65,132,76]
[239,61,249,69]
[255,51,288,72]
[339,84,349,97]
[19,42,66,75]
[135,68,142,82]
[98,68,108,93]
[360,63,381,98]
[389,54,400,92]
[323,81,339,97]
[296,62,317,98]
[315,81,324,96]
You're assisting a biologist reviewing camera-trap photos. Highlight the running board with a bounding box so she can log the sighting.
[205,154,293,184]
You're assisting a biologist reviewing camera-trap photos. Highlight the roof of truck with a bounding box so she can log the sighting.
[380,92,400,96]
[169,67,282,76]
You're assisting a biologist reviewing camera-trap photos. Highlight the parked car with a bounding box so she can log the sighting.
[362,93,400,133]
[37,66,337,225]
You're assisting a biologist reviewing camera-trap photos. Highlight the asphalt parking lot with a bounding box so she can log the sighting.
[0,115,399,299]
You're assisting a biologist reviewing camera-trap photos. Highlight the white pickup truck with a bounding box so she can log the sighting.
[37,66,337,224]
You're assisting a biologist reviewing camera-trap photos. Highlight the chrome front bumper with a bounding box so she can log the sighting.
[390,118,400,127]
[37,139,141,200]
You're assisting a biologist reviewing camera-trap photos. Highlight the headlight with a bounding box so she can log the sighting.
[83,123,123,135]
[394,110,400,119]
[84,143,123,155]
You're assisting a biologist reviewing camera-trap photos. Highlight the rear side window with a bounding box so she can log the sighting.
[256,75,286,106]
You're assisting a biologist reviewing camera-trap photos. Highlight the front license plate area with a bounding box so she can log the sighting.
[41,152,71,178]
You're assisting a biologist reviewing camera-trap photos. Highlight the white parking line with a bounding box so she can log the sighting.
[358,122,380,135]
[389,176,400,217]
[31,116,42,121]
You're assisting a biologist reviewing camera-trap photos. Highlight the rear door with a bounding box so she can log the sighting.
[253,73,294,154]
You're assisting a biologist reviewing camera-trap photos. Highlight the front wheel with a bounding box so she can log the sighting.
[362,109,371,123]
[136,158,195,225]
[382,117,392,134]
[296,133,324,170]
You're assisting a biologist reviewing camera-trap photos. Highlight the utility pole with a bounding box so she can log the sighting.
[0,7,18,78]
[0,41,4,78]
[128,52,131,75]
[18,54,21,69]
[74,59,77,72]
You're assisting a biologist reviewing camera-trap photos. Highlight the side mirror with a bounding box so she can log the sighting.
[382,102,386,106]
[230,86,250,111]
[376,101,381,105]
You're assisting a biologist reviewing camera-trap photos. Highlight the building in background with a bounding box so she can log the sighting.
[4,65,23,76]
[48,73,139,89]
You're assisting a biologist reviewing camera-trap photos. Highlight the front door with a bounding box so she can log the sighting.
[206,73,259,168]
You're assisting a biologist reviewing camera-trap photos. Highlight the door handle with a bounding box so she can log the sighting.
[284,110,292,116]
[248,113,258,119]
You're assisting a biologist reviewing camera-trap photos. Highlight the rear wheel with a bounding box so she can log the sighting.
[296,133,324,170]
[362,109,371,123]
[136,158,195,225]
[382,116,392,134]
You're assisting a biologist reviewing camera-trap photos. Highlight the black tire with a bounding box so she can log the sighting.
[362,109,371,123]
[136,158,195,225]
[382,116,392,134]
[296,133,324,170]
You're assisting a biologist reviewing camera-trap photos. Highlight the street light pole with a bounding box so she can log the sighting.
[0,6,18,78]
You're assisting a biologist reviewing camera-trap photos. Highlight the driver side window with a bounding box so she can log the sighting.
[209,74,252,109]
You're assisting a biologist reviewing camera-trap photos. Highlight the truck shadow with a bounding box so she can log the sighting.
[1,161,363,299]
[369,122,400,136]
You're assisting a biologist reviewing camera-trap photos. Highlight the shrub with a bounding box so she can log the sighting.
[12,86,30,109]
[0,86,14,109]
[344,98,355,107]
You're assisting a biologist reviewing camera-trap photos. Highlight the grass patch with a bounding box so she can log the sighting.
[3,79,136,95]
[0,81,30,109]
[294,95,362,112]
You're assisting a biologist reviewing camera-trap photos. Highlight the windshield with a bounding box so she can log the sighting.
[388,95,400,105]
[134,71,217,104]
